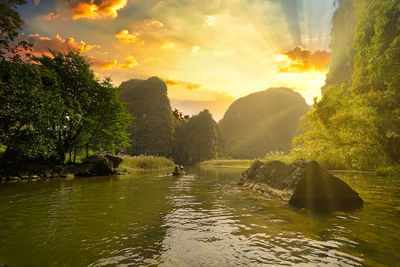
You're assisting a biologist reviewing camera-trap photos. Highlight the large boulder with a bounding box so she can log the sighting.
[239,160,363,212]
[83,155,123,176]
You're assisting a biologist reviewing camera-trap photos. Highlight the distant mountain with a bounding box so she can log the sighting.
[219,87,309,159]
[119,77,175,157]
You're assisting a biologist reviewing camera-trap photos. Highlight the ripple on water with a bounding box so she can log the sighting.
[0,168,399,266]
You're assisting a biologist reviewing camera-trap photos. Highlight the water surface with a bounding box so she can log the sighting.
[0,167,399,266]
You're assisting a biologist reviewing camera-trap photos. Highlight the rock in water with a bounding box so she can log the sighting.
[239,160,363,212]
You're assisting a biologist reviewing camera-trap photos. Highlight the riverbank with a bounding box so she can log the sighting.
[199,159,377,174]
[0,155,175,183]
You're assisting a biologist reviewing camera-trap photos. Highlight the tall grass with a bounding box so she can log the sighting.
[376,165,400,177]
[116,155,175,173]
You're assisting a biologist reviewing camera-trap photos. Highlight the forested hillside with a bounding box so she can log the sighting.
[173,110,224,164]
[219,88,309,159]
[293,0,400,169]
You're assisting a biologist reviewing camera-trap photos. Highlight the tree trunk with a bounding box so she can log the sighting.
[73,145,77,163]
[68,148,72,163]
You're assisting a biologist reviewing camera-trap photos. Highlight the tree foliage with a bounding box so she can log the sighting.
[0,52,132,163]
[0,0,29,58]
[293,0,400,169]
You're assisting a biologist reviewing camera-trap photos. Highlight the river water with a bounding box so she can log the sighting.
[0,166,399,266]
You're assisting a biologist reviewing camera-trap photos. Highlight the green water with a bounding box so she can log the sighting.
[0,167,399,266]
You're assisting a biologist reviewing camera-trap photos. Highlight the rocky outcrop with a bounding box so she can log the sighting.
[119,77,175,157]
[239,160,363,212]
[0,155,123,182]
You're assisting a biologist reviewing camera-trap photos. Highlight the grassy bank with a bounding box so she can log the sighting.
[200,153,296,168]
[116,155,175,173]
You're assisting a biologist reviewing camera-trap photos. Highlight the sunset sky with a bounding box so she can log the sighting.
[17,0,336,120]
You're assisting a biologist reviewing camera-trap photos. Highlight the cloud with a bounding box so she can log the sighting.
[119,55,138,69]
[43,12,60,21]
[203,15,216,27]
[87,56,118,70]
[18,34,100,56]
[161,41,175,49]
[70,0,127,20]
[143,18,164,28]
[278,46,331,73]
[115,30,143,44]
[166,79,202,90]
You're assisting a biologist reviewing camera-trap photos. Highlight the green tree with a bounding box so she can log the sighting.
[34,51,132,161]
[0,58,65,161]
[0,0,29,58]
[0,51,132,163]
[351,0,400,163]
[73,78,132,160]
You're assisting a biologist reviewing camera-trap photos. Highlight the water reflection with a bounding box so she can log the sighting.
[158,167,371,266]
[0,168,399,266]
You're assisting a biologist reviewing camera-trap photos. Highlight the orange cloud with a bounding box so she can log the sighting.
[70,0,127,20]
[119,55,138,69]
[186,83,202,90]
[87,56,117,70]
[278,46,331,73]
[166,79,202,90]
[18,34,100,57]
[114,30,143,44]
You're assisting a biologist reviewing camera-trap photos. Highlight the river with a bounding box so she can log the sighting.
[0,166,399,266]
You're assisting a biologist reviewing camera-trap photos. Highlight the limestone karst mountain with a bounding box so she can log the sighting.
[219,87,309,159]
[119,77,175,157]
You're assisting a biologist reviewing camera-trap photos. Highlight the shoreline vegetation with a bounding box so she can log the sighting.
[0,155,175,183]
[116,156,175,174]
[1,0,400,182]
[200,157,396,176]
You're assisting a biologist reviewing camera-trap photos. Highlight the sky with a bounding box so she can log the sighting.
[17,0,336,120]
